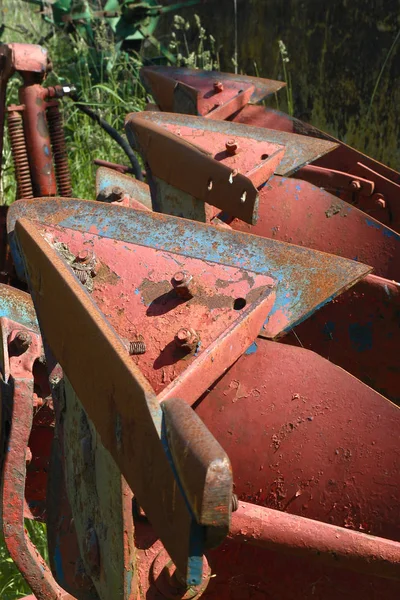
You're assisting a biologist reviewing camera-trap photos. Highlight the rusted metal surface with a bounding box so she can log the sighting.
[143,117,286,190]
[0,43,74,201]
[125,111,338,179]
[230,175,400,282]
[126,112,265,225]
[19,83,57,197]
[62,377,136,599]
[46,432,98,599]
[0,317,74,600]
[18,215,275,400]
[140,66,285,113]
[295,164,375,196]
[0,283,37,330]
[93,159,136,174]
[47,101,72,197]
[15,216,233,586]
[229,501,400,580]
[162,396,232,532]
[0,44,49,187]
[7,106,34,199]
[196,339,400,543]
[96,166,152,210]
[231,104,400,229]
[7,198,370,339]
[282,274,400,403]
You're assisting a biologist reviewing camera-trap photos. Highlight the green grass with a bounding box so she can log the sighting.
[0,521,48,599]
[0,0,147,205]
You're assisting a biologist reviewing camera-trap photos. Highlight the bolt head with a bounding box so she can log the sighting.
[172,271,189,285]
[171,271,194,299]
[175,328,199,352]
[376,197,386,208]
[12,330,32,353]
[176,328,192,345]
[213,81,224,93]
[225,139,239,155]
[350,180,361,191]
[76,249,90,262]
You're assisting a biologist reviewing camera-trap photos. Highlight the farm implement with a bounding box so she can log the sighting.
[0,42,399,599]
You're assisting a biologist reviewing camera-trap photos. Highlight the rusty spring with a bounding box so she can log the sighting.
[129,340,146,355]
[47,102,72,197]
[7,109,33,199]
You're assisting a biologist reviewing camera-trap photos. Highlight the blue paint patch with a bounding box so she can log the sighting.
[8,199,369,337]
[383,228,398,239]
[160,415,204,586]
[365,218,382,231]
[348,322,373,352]
[44,145,50,157]
[53,539,66,587]
[245,341,258,355]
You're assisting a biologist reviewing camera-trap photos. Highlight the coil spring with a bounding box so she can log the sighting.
[129,340,146,355]
[47,102,72,197]
[7,110,33,199]
[74,269,89,285]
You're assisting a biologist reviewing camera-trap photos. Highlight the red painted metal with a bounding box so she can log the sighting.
[16,216,234,586]
[196,339,400,542]
[28,220,275,398]
[0,317,74,600]
[295,164,375,196]
[18,82,57,197]
[230,175,400,282]
[229,501,400,580]
[2,61,400,600]
[281,274,400,403]
[231,104,400,230]
[156,121,286,189]
[0,43,73,203]
[140,66,285,116]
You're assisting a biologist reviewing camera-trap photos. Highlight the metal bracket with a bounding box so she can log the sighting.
[140,65,286,117]
[0,317,75,600]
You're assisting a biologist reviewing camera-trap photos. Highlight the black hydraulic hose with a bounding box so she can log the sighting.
[71,96,144,181]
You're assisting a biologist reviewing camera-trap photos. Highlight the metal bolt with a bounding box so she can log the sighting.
[83,526,100,578]
[26,447,32,466]
[111,186,124,201]
[75,249,90,262]
[171,271,195,299]
[12,331,32,353]
[103,186,124,202]
[225,139,239,155]
[350,180,361,191]
[175,328,199,352]
[213,81,224,93]
[373,193,386,209]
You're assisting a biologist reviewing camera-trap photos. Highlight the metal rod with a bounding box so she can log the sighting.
[19,82,57,197]
[229,501,400,581]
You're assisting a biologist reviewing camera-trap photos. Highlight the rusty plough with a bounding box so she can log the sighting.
[0,43,399,600]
